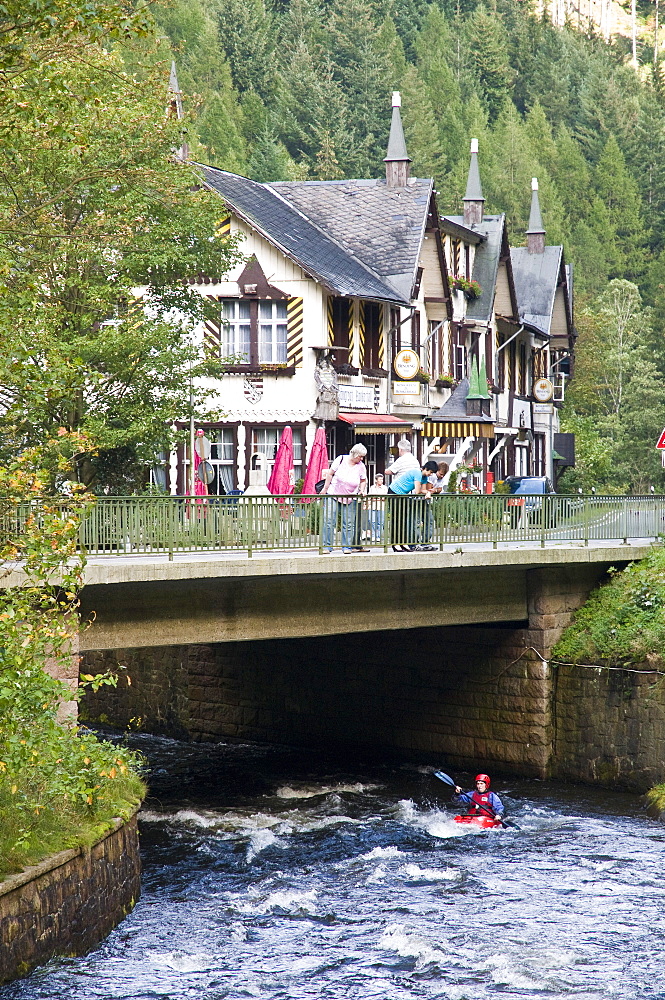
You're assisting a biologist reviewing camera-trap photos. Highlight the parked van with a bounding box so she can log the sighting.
[505,476,556,526]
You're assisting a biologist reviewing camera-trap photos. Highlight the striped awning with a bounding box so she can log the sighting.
[338,412,414,435]
[422,420,495,439]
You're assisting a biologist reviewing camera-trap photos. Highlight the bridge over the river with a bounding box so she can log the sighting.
[5,497,663,784]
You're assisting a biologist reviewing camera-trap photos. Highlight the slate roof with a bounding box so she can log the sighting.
[510,245,563,337]
[269,178,433,304]
[198,166,410,303]
[426,378,494,423]
[445,215,506,325]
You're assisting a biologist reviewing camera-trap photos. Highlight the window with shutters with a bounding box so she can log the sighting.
[216,297,294,373]
[361,302,385,374]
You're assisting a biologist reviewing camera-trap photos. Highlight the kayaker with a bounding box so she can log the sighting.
[453,773,505,820]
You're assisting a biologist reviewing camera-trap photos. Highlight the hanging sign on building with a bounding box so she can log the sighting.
[393,381,420,396]
[338,385,375,410]
[532,377,554,402]
[394,349,420,380]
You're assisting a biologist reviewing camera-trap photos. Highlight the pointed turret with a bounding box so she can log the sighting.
[463,138,485,226]
[168,61,189,162]
[478,356,491,399]
[526,177,545,255]
[467,356,482,398]
[384,92,411,188]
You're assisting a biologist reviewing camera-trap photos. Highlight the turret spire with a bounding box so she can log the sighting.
[463,138,485,226]
[384,92,411,188]
[526,177,546,254]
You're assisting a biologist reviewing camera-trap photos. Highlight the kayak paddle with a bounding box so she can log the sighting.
[433,770,520,830]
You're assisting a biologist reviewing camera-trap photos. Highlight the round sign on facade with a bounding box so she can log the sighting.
[194,434,212,459]
[532,377,554,403]
[197,460,215,485]
[394,349,420,380]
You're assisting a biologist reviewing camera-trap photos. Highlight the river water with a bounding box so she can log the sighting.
[4,733,665,1000]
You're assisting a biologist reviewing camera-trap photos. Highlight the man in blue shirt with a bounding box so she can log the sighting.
[388,460,438,551]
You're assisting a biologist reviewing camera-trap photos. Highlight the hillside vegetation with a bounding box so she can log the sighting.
[155,0,665,492]
[553,549,665,666]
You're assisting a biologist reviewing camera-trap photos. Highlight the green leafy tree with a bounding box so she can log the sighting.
[0,46,242,490]
[0,453,145,876]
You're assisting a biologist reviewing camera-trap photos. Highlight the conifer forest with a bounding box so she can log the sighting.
[155,0,665,492]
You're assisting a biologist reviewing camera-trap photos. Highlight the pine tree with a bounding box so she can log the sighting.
[399,65,447,182]
[324,0,396,177]
[463,4,514,123]
[414,7,467,172]
[215,0,277,100]
[595,133,648,280]
[550,123,592,223]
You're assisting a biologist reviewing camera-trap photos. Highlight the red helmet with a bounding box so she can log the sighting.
[475,773,491,787]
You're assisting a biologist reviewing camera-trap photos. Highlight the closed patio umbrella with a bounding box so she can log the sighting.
[267,425,295,495]
[193,429,209,497]
[302,426,328,495]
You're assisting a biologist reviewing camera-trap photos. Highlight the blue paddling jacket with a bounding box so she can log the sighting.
[453,789,505,818]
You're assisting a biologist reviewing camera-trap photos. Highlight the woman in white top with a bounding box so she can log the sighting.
[320,443,368,553]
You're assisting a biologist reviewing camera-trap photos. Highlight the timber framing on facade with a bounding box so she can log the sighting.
[159,89,575,496]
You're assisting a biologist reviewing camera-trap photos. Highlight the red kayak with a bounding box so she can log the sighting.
[454,814,503,829]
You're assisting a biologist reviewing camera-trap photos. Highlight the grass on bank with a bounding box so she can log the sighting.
[553,547,665,667]
[0,661,146,881]
[0,723,146,881]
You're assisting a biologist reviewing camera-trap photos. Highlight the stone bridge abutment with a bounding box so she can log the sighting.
[81,562,606,779]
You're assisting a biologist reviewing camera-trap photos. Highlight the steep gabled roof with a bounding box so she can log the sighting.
[268,178,433,304]
[198,165,406,303]
[510,245,563,337]
[445,215,512,324]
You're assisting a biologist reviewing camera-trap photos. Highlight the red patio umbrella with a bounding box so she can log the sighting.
[302,426,328,495]
[267,425,295,495]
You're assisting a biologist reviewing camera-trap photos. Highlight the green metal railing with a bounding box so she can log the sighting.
[4,494,664,561]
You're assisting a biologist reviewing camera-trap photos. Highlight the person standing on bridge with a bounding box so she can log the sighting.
[385,438,420,480]
[320,443,368,553]
[453,774,505,820]
[388,460,439,551]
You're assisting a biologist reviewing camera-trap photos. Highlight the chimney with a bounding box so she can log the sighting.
[384,92,411,188]
[463,138,485,226]
[526,177,546,254]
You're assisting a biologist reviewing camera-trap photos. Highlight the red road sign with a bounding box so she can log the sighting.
[657,428,665,449]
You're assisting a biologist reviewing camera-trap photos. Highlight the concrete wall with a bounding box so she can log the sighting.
[0,813,140,985]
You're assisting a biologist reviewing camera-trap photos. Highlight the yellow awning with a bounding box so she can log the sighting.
[422,420,495,439]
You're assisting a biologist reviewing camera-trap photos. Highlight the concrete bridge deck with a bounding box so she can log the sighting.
[65,539,654,650]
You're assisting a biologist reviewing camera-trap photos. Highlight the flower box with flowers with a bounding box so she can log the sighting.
[414,368,431,384]
[451,276,482,300]
[435,373,456,389]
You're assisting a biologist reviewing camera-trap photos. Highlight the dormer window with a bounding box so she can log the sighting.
[221,298,287,364]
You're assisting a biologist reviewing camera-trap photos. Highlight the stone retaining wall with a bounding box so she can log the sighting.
[81,566,606,779]
[553,663,665,791]
[0,812,141,985]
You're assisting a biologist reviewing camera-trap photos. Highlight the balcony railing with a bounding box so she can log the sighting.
[2,495,664,561]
